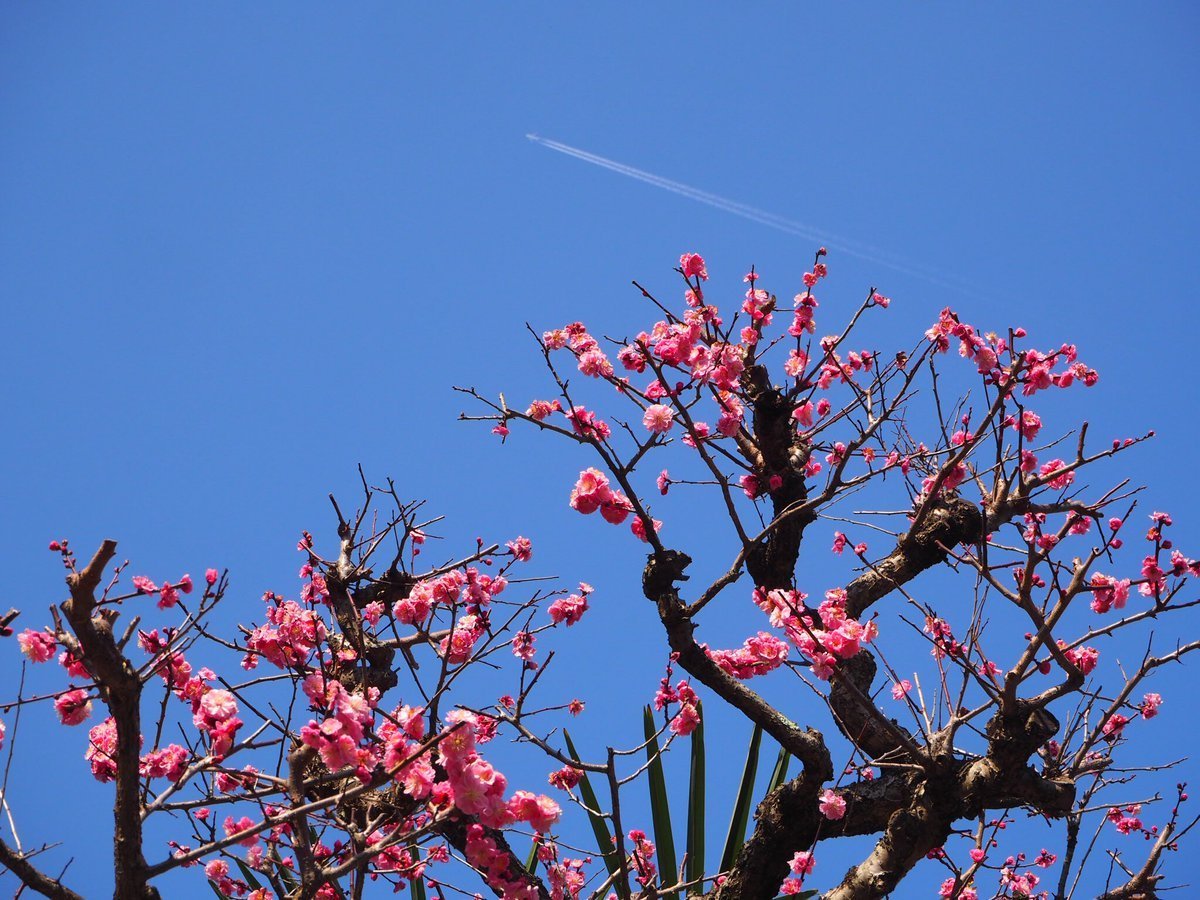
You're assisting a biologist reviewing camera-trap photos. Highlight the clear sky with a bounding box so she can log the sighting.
[2,4,1198,897]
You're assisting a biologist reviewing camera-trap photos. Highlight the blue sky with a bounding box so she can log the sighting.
[2,5,1198,897]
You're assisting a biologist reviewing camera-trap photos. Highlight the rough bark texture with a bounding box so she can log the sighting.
[844,495,984,620]
[61,541,161,900]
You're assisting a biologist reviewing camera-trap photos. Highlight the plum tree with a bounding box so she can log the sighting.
[2,252,1195,900]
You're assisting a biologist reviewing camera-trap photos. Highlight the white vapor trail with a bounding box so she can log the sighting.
[526,133,979,296]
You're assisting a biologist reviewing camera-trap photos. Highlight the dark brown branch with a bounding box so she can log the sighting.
[712,772,910,900]
[644,549,832,781]
[61,540,160,900]
[0,836,84,900]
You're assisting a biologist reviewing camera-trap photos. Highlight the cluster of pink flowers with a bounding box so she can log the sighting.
[926,307,997,371]
[193,687,244,758]
[389,565,510,636]
[791,397,832,430]
[439,613,484,665]
[923,615,965,660]
[507,535,533,561]
[85,717,121,781]
[998,864,1043,898]
[136,632,245,761]
[131,572,195,609]
[377,703,434,800]
[540,843,587,900]
[653,677,701,736]
[436,711,562,897]
[298,673,379,778]
[626,828,659,888]
[813,345,874,392]
[17,628,56,663]
[741,285,774,341]
[1102,713,1129,739]
[1008,409,1043,441]
[360,830,425,882]
[789,265,826,337]
[511,630,536,664]
[525,398,563,421]
[1107,803,1144,835]
[308,695,567,876]
[920,460,969,500]
[1061,643,1100,676]
[439,716,506,821]
[1021,511,1059,552]
[508,790,563,834]
[13,529,606,898]
[738,471,785,500]
[926,309,1097,399]
[569,467,631,520]
[569,468,661,542]
[139,744,190,782]
[564,405,612,441]
[1022,345,1098,394]
[547,584,592,626]
[1037,458,1075,491]
[937,877,978,900]
[203,860,242,897]
[1089,573,1131,614]
[545,323,616,383]
[547,764,582,791]
[534,253,904,538]
[464,824,540,899]
[707,632,789,680]
[245,596,328,668]
[753,586,877,680]
[213,766,259,794]
[394,572,454,624]
[1140,553,1166,601]
[455,569,505,609]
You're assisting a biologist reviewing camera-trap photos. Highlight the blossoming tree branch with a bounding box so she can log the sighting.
[3,252,1198,900]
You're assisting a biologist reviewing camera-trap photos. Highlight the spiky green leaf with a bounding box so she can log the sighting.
[269,845,299,892]
[234,859,263,891]
[719,723,763,873]
[684,701,706,894]
[643,706,679,899]
[766,745,791,793]
[564,729,628,899]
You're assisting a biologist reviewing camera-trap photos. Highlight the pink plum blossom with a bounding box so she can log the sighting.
[679,252,708,280]
[18,629,56,663]
[642,404,675,434]
[819,788,846,820]
[54,689,92,726]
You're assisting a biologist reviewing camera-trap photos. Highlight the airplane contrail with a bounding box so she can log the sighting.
[526,133,980,296]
